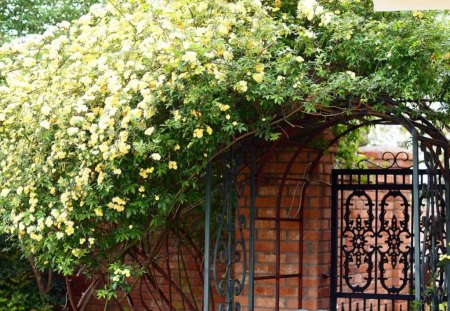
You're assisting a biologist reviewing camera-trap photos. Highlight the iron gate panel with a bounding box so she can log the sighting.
[331,167,448,311]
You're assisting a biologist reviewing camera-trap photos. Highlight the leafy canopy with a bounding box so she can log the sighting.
[0,0,448,287]
[0,0,98,41]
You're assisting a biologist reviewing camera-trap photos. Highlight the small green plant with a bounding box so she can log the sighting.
[0,235,64,310]
[333,123,367,169]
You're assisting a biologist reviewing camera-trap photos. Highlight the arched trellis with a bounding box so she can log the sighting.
[203,98,450,311]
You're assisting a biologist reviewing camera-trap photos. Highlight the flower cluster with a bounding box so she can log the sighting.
[0,0,289,274]
[439,254,450,262]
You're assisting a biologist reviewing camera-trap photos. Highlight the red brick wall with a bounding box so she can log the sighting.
[73,229,206,311]
[74,143,337,311]
[233,144,336,311]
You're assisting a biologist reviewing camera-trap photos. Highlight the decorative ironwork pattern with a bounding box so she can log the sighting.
[418,142,448,306]
[331,168,416,310]
[358,151,411,169]
[342,190,375,292]
[378,190,410,294]
[332,151,449,310]
[213,151,247,311]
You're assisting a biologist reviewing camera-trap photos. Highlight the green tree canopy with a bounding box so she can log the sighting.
[0,0,98,40]
[0,0,448,294]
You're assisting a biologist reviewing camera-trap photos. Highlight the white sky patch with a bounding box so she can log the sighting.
[374,0,450,11]
[366,124,411,147]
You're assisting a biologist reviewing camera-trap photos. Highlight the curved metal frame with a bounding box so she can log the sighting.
[203,97,450,310]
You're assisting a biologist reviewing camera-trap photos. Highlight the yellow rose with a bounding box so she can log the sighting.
[168,161,178,170]
[254,63,265,73]
[65,226,75,236]
[253,73,264,83]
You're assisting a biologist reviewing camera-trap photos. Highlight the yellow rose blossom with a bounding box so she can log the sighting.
[151,153,161,161]
[144,127,155,135]
[108,197,126,212]
[253,73,264,83]
[94,208,103,217]
[217,103,230,111]
[235,80,248,93]
[173,110,181,121]
[168,161,178,170]
[254,63,265,73]
[65,226,75,236]
[413,11,424,19]
[72,249,82,258]
[30,233,43,241]
[193,128,204,138]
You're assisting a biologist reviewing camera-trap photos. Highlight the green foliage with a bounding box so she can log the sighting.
[0,0,99,41]
[333,123,367,169]
[0,236,60,310]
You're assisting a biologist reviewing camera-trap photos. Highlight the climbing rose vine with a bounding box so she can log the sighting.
[0,0,448,290]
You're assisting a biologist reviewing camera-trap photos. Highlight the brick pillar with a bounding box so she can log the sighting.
[235,144,337,311]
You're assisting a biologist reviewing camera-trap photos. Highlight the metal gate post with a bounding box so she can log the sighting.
[203,163,212,311]
[248,153,256,310]
[445,148,450,310]
[412,132,421,303]
[330,171,339,310]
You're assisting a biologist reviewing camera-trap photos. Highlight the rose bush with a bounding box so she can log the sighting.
[0,0,448,294]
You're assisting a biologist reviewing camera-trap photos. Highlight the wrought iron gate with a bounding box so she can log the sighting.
[331,145,450,310]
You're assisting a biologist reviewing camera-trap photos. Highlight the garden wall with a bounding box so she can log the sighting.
[233,144,337,310]
[75,145,410,310]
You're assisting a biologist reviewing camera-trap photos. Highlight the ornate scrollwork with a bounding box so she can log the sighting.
[378,190,410,294]
[418,142,448,303]
[357,151,411,169]
[213,153,247,311]
[342,190,375,292]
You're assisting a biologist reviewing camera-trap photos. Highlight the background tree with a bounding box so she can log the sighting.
[0,0,98,41]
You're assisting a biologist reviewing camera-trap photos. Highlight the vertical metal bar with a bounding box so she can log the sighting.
[166,236,173,307]
[445,148,450,309]
[410,170,415,302]
[226,167,233,308]
[203,163,212,311]
[412,133,421,302]
[275,198,280,311]
[339,174,344,293]
[330,170,339,310]
[298,198,304,309]
[248,153,256,310]
[375,180,379,294]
